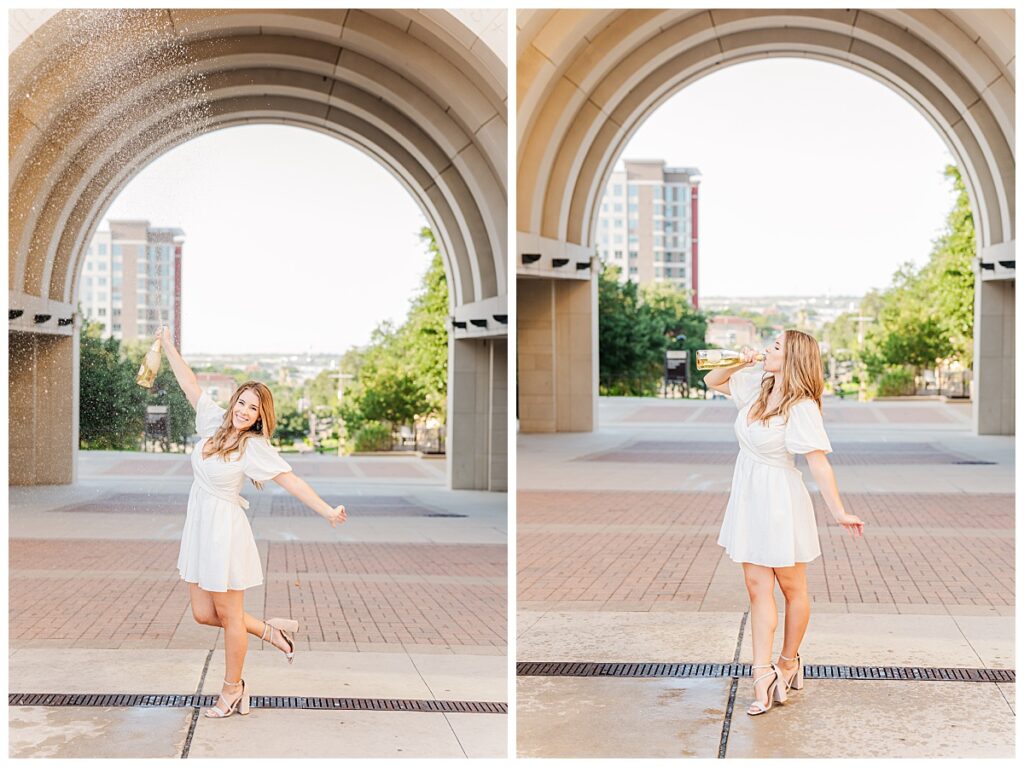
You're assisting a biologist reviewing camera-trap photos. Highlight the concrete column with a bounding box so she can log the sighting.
[517,279,555,432]
[9,331,79,485]
[973,277,1015,435]
[448,336,507,491]
[517,275,598,433]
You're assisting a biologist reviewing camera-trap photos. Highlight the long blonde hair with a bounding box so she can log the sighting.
[748,329,825,425]
[204,381,277,488]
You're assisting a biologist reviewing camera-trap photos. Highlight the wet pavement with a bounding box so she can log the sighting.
[9,452,507,758]
[517,396,1014,758]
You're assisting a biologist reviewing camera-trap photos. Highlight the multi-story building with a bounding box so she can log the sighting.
[596,159,701,307]
[706,316,759,349]
[79,219,184,344]
[197,373,238,406]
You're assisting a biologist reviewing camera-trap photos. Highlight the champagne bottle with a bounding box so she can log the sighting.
[696,348,765,371]
[136,338,162,388]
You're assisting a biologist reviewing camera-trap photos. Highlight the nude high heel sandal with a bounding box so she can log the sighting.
[261,618,299,663]
[779,652,804,691]
[204,678,249,718]
[746,663,786,715]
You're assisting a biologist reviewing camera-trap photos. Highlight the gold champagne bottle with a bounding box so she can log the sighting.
[136,338,162,388]
[695,348,765,371]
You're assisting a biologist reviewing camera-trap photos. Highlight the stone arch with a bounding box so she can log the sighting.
[517,9,1013,435]
[10,8,508,488]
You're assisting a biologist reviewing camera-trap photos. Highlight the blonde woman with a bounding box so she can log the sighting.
[158,327,347,718]
[705,329,864,716]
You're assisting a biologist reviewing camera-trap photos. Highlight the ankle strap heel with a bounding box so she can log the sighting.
[779,653,804,690]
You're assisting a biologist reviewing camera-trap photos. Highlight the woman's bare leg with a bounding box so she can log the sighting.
[773,563,810,687]
[743,562,779,712]
[188,582,287,650]
[209,589,248,714]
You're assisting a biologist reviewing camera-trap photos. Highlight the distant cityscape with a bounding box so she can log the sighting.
[702,294,863,331]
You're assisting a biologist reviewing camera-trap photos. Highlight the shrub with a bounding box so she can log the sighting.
[876,367,915,397]
[352,421,392,452]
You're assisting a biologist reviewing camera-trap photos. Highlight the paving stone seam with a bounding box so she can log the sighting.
[718,611,748,758]
[181,648,214,758]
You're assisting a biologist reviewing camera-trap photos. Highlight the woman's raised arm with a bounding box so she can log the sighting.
[704,346,760,396]
[157,326,202,408]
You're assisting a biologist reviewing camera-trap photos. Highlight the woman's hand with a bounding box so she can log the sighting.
[738,346,760,367]
[324,504,347,528]
[156,325,173,350]
[836,512,865,538]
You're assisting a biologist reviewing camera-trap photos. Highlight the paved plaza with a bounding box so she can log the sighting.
[9,452,507,758]
[517,396,1014,758]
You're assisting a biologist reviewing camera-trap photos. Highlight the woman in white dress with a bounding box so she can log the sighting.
[158,327,347,718]
[705,329,865,716]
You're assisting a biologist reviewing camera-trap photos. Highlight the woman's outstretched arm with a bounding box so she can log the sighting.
[805,450,865,538]
[272,471,347,527]
[157,326,202,408]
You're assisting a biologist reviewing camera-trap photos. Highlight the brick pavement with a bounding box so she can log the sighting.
[518,490,1013,612]
[10,539,506,650]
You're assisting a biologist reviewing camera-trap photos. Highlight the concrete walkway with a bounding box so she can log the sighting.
[9,452,507,758]
[517,396,1014,758]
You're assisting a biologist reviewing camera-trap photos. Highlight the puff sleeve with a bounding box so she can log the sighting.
[785,399,833,455]
[727,368,764,410]
[195,392,226,438]
[241,437,293,481]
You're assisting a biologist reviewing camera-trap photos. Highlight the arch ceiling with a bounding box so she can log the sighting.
[517,9,1013,257]
[10,9,507,326]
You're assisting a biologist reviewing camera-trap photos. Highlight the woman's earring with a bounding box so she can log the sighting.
[253,419,263,432]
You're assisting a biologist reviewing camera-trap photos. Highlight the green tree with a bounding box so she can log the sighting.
[338,227,448,449]
[823,164,975,381]
[598,263,708,395]
[358,370,427,428]
[79,322,146,449]
[642,281,709,386]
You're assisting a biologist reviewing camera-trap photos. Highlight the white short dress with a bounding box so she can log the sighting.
[716,367,832,567]
[177,392,292,592]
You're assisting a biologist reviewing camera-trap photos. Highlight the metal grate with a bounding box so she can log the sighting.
[516,662,1014,683]
[8,693,506,714]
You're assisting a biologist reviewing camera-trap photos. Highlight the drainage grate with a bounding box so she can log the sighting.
[8,693,506,714]
[516,662,1014,683]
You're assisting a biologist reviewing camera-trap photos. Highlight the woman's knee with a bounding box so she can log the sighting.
[743,572,774,596]
[192,607,220,626]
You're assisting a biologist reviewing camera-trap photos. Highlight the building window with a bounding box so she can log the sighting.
[98,244,107,255]
[628,250,638,261]
[629,266,638,276]
[112,244,122,256]
[627,184,637,198]
[97,308,106,316]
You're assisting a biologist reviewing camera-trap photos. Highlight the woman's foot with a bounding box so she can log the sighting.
[260,618,297,662]
[204,678,245,718]
[746,664,784,715]
[776,653,800,690]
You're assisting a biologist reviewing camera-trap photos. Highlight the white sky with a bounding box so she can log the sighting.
[103,125,429,356]
[103,58,963,356]
[618,58,959,297]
